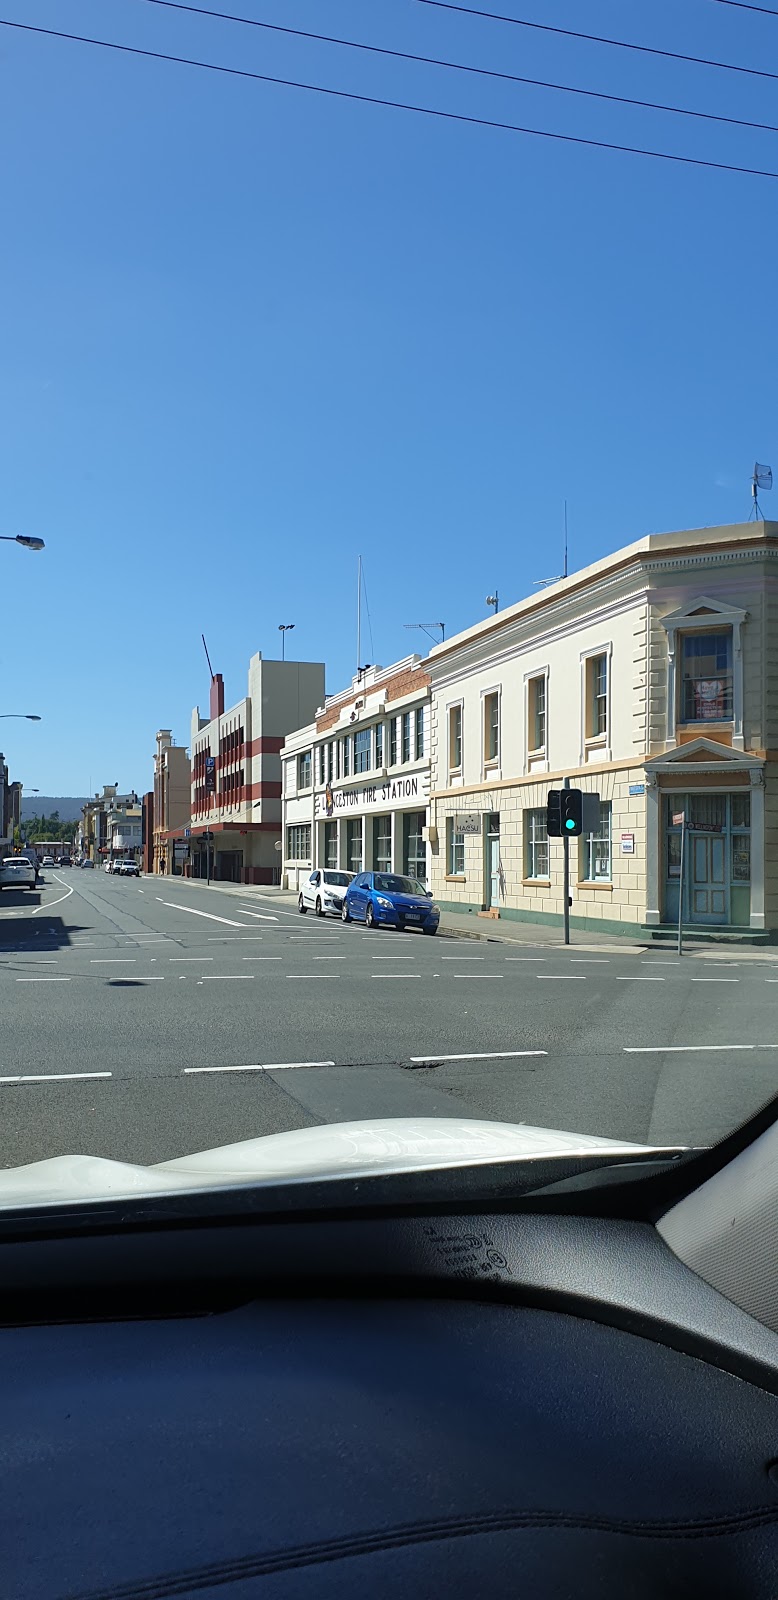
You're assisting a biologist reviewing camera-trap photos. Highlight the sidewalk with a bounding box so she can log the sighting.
[145,875,778,958]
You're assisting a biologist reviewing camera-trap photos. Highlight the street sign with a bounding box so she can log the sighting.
[621,833,635,855]
[628,783,645,796]
[274,839,283,851]
[205,756,216,794]
[672,811,685,826]
[184,827,191,838]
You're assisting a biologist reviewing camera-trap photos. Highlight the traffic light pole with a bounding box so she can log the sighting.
[562,775,570,946]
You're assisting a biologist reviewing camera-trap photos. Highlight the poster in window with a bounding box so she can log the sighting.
[695,679,724,719]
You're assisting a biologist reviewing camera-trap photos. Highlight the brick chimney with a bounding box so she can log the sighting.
[209,673,225,721]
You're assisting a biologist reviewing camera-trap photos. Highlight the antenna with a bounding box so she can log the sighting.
[750,462,772,520]
[535,502,569,587]
[564,498,569,579]
[486,592,499,614]
[357,555,362,676]
[404,622,445,644]
[201,633,215,681]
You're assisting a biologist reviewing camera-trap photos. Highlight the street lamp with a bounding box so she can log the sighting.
[0,535,45,552]
[0,714,41,721]
[278,623,295,661]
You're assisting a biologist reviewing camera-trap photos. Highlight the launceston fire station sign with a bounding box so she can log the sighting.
[316,773,429,819]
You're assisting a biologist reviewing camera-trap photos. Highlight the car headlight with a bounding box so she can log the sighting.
[375,895,393,909]
[429,903,440,914]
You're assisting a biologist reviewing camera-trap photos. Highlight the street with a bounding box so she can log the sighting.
[1,867,777,1170]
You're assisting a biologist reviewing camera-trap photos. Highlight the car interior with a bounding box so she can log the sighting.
[4,1097,778,1599]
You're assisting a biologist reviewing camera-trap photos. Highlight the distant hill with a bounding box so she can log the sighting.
[20,797,89,823]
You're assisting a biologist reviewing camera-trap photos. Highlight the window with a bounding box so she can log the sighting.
[342,735,350,777]
[403,811,427,883]
[286,824,311,861]
[346,817,363,874]
[297,751,312,790]
[284,760,296,796]
[447,817,465,876]
[324,820,338,868]
[373,814,391,873]
[448,704,462,774]
[390,717,398,766]
[525,809,549,879]
[375,721,384,768]
[327,742,334,782]
[317,745,325,785]
[415,706,425,759]
[680,631,733,721]
[581,801,612,882]
[402,711,412,763]
[586,654,608,739]
[484,692,499,766]
[354,728,371,774]
[528,675,546,753]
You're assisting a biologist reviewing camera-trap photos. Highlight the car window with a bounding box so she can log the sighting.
[322,872,350,887]
[309,872,319,885]
[374,874,418,895]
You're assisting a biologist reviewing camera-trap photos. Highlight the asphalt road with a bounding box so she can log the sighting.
[1,867,777,1170]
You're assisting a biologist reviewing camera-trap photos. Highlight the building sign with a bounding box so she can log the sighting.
[628,783,645,796]
[620,833,635,855]
[205,755,216,793]
[672,811,685,826]
[173,841,188,858]
[455,812,482,835]
[315,773,429,818]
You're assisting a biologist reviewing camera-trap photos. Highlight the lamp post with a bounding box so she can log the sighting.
[0,535,45,552]
[278,624,295,661]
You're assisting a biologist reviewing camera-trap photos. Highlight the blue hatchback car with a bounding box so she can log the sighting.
[342,872,440,934]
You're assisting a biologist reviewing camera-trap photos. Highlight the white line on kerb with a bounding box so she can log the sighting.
[0,1071,111,1083]
[410,1050,547,1064]
[157,899,245,928]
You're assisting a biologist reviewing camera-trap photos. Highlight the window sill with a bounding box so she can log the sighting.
[584,735,607,749]
[445,874,466,882]
[576,880,613,891]
[482,765,501,781]
[522,878,550,887]
[676,720,733,730]
[527,748,546,760]
[448,771,464,785]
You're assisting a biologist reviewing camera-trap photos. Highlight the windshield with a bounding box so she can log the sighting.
[2,1,777,1214]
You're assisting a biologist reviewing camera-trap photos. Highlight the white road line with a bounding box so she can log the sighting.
[90,959,137,964]
[371,973,422,978]
[200,974,254,980]
[505,957,545,962]
[641,961,677,966]
[15,976,71,983]
[244,955,281,960]
[537,974,586,980]
[169,957,213,962]
[624,1044,765,1053]
[616,977,665,982]
[410,1050,547,1064]
[313,956,346,961]
[32,873,74,914]
[157,899,245,928]
[441,956,483,961]
[184,1060,335,1074]
[0,1071,111,1083]
[234,909,279,922]
[444,973,504,978]
[692,978,740,983]
[372,956,416,961]
[571,958,609,963]
[289,936,341,941]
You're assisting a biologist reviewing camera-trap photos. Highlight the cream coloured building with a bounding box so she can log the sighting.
[426,520,777,940]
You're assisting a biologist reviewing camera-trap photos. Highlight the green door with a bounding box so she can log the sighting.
[690,832,728,924]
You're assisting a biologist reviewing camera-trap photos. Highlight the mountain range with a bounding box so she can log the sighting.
[20,797,89,823]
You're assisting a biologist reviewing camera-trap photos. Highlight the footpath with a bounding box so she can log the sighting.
[145,876,778,960]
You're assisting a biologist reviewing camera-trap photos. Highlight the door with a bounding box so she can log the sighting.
[690,833,728,923]
[486,814,501,909]
[350,873,369,919]
[303,870,319,908]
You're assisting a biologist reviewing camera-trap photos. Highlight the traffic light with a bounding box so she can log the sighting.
[562,789,584,836]
[546,790,562,837]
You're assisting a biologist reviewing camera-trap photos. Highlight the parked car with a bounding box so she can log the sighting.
[0,856,36,891]
[80,858,94,869]
[59,856,71,867]
[297,868,353,917]
[103,860,114,873]
[116,860,140,877]
[341,872,440,934]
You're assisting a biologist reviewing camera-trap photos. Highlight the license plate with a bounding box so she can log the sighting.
[405,912,420,921]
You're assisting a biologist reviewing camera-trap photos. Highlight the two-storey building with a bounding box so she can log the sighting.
[427,520,777,939]
[281,657,431,890]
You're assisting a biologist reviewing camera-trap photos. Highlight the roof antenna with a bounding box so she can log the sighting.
[404,622,445,643]
[534,500,569,588]
[750,462,772,520]
[201,633,215,681]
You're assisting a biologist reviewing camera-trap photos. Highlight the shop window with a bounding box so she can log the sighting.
[524,809,549,880]
[580,801,612,882]
[447,818,465,876]
[286,824,311,861]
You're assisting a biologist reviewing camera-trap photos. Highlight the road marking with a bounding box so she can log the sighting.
[15,976,71,982]
[410,1049,547,1064]
[641,961,677,966]
[90,959,137,964]
[200,974,254,980]
[286,974,339,978]
[234,909,279,922]
[372,956,416,960]
[616,976,665,982]
[244,955,281,960]
[184,1060,335,1074]
[289,936,341,941]
[505,957,545,962]
[537,974,586,980]
[169,957,213,962]
[157,899,245,928]
[441,955,483,961]
[692,978,740,983]
[0,1071,111,1083]
[624,1044,766,1053]
[371,974,421,979]
[313,956,346,961]
[571,958,609,963]
[444,973,504,978]
[32,873,74,914]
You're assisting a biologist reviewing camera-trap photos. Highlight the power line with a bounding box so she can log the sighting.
[710,0,778,13]
[3,17,778,180]
[411,0,778,84]
[126,0,778,138]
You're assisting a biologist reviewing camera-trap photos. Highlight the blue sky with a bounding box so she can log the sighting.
[1,0,776,794]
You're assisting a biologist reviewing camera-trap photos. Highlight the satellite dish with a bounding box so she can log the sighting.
[751,462,772,519]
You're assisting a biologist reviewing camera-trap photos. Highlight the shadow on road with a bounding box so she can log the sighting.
[0,910,90,952]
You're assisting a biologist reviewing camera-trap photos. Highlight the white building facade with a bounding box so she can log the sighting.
[281,657,431,890]
[426,521,777,940]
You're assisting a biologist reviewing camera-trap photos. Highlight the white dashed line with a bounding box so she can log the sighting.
[371,974,421,979]
[169,957,213,962]
[200,974,254,980]
[441,956,484,961]
[537,974,586,980]
[410,1050,547,1064]
[616,977,665,982]
[624,1044,766,1054]
[234,909,279,922]
[15,976,71,983]
[157,899,245,928]
[505,957,545,962]
[184,1060,335,1074]
[0,1071,111,1083]
[691,978,740,983]
[90,959,136,964]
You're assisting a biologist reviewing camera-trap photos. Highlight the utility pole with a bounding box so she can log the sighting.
[562,775,570,947]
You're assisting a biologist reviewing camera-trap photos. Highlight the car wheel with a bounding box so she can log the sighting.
[315,897,323,917]
[423,925,438,936]
[366,903,376,928]
[341,901,350,922]
[298,895,307,915]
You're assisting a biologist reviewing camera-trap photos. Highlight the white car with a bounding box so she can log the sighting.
[0,856,36,891]
[298,868,353,917]
[41,856,56,868]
